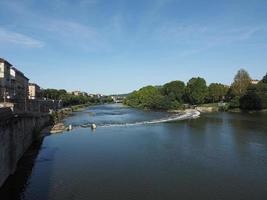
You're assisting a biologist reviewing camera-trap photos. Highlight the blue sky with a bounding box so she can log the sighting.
[0,0,267,94]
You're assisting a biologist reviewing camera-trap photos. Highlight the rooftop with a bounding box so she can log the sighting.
[11,66,29,80]
[0,58,12,66]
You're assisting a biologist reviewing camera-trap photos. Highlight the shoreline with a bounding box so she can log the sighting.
[124,102,267,114]
[50,103,92,134]
[49,102,109,133]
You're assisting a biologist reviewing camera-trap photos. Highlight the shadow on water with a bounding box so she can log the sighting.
[0,131,57,200]
[0,138,44,200]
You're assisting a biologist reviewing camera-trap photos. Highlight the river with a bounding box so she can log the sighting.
[1,103,267,200]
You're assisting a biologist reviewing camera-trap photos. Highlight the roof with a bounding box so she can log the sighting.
[0,58,12,66]
[29,83,40,87]
[11,66,29,80]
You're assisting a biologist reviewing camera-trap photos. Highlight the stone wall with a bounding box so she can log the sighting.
[0,112,51,187]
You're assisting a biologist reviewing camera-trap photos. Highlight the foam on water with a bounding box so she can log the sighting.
[98,110,200,128]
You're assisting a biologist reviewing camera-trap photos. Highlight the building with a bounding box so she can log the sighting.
[72,91,88,96]
[251,79,259,85]
[72,91,82,96]
[10,67,29,101]
[29,83,41,99]
[0,58,12,101]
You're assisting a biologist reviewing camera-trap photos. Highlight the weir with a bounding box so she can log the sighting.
[88,110,201,128]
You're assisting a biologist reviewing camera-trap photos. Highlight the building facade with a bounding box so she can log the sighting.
[10,67,29,101]
[29,83,41,99]
[0,58,12,101]
[251,79,259,85]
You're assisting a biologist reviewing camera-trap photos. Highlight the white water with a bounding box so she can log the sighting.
[98,110,200,128]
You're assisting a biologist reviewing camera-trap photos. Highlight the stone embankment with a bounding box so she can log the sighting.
[195,106,219,113]
[0,110,51,187]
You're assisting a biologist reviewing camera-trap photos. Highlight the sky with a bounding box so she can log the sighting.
[0,0,267,94]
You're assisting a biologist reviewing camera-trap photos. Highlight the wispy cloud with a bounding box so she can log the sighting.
[0,28,44,48]
[0,0,104,51]
[154,23,266,56]
[43,19,109,51]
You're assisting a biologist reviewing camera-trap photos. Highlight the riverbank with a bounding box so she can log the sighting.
[50,103,98,133]
[155,102,267,114]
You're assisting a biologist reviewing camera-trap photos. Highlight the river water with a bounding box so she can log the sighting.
[1,104,267,200]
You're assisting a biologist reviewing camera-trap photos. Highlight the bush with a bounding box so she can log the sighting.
[229,96,240,109]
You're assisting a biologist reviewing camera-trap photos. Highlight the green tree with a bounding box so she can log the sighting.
[229,96,240,109]
[124,91,141,108]
[124,86,166,110]
[185,77,208,105]
[138,86,165,109]
[261,73,267,84]
[230,69,251,97]
[41,89,100,107]
[161,80,185,103]
[240,93,261,110]
[240,82,267,110]
[207,83,229,103]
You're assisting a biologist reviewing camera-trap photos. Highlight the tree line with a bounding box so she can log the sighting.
[41,89,113,107]
[124,69,267,111]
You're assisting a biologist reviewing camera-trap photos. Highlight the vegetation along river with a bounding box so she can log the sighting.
[1,103,267,200]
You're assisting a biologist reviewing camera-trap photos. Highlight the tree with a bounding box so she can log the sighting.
[161,81,185,103]
[41,89,67,100]
[240,93,261,110]
[261,73,267,84]
[138,86,165,109]
[185,77,208,105]
[41,88,98,107]
[124,86,166,110]
[229,96,240,109]
[230,69,251,97]
[124,91,141,108]
[240,82,267,110]
[207,83,229,103]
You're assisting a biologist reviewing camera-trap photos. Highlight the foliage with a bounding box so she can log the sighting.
[125,70,267,111]
[161,81,185,103]
[125,86,166,110]
[41,89,112,107]
[240,93,262,110]
[41,89,67,100]
[185,77,208,105]
[229,96,240,109]
[218,103,230,112]
[240,82,267,110]
[261,73,267,84]
[207,83,228,103]
[230,69,251,97]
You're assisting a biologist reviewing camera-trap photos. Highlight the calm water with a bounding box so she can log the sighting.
[1,104,267,200]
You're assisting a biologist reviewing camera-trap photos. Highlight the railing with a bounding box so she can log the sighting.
[0,99,62,114]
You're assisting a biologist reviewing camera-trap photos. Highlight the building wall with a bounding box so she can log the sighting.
[9,68,16,99]
[29,84,41,99]
[28,85,36,99]
[0,62,4,78]
[251,80,259,85]
[13,71,29,101]
[0,112,51,187]
[0,62,12,100]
